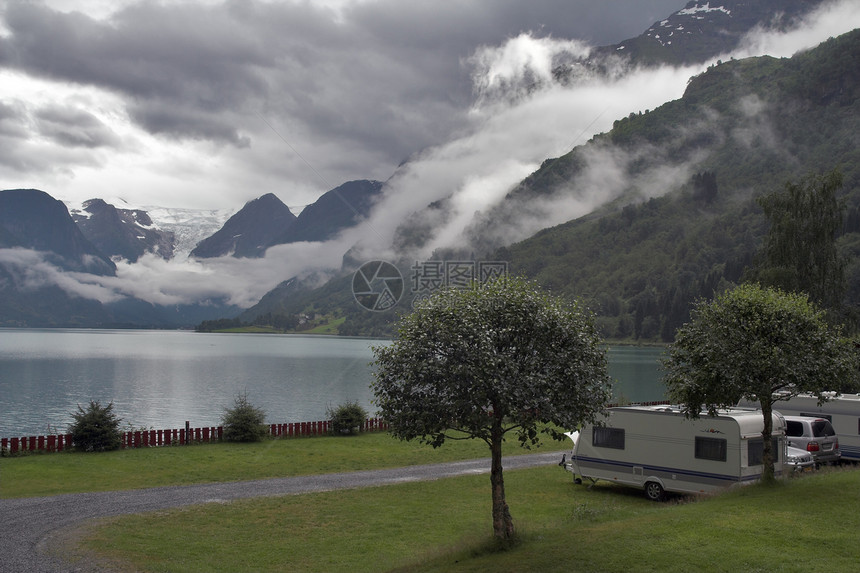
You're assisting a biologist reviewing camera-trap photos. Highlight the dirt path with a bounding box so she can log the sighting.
[0,451,562,572]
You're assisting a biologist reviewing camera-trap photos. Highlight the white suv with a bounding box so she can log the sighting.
[784,415,840,466]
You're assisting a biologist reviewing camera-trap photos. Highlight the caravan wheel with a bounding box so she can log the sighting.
[644,481,665,502]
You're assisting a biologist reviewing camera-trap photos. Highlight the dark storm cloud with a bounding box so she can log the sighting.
[0,1,273,147]
[0,100,27,139]
[34,103,119,148]
[0,0,685,160]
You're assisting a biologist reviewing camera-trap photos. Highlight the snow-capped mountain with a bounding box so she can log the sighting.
[67,198,234,261]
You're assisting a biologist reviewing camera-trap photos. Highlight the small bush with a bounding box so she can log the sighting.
[327,401,368,435]
[222,392,268,442]
[69,400,123,452]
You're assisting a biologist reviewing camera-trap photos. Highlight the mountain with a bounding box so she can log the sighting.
[71,198,175,262]
[0,189,243,327]
[497,28,860,341]
[0,189,117,327]
[0,189,115,275]
[190,193,296,259]
[587,0,828,67]
[268,180,384,245]
[237,28,860,339]
[189,180,383,259]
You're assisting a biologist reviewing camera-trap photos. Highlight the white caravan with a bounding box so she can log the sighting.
[739,393,860,461]
[563,404,786,500]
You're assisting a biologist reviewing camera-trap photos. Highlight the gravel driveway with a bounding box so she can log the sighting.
[0,451,562,572]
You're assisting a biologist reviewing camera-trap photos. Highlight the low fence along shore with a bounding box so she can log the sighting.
[1,418,390,454]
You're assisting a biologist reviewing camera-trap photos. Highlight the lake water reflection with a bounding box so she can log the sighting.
[0,329,665,437]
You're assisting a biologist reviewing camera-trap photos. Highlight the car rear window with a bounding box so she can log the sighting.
[812,420,836,437]
[786,420,804,437]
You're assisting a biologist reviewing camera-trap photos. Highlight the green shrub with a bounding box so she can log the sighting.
[221,392,268,442]
[69,400,123,452]
[327,401,368,435]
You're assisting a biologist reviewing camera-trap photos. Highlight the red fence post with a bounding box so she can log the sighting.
[203,427,210,442]
[179,429,186,445]
[28,436,36,452]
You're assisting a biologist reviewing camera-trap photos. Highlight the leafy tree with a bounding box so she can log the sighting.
[663,283,857,483]
[754,170,847,317]
[221,392,268,442]
[371,277,612,541]
[327,400,367,435]
[69,400,123,452]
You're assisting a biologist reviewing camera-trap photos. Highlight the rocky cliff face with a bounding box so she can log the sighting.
[71,198,175,262]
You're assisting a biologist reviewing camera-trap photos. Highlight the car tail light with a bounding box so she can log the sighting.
[807,441,820,452]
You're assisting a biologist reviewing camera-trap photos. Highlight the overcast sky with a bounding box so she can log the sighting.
[0,0,690,210]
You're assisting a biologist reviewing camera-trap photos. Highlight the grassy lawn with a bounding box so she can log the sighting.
[8,434,860,572]
[70,465,860,573]
[0,431,568,498]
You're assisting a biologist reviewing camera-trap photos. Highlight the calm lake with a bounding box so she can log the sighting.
[0,329,666,437]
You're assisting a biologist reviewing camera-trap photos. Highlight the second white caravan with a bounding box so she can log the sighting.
[563,405,786,500]
[739,392,860,461]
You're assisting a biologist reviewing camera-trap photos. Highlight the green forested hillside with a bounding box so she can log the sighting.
[500,30,860,341]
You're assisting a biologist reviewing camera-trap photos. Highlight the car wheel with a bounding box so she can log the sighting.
[645,481,665,502]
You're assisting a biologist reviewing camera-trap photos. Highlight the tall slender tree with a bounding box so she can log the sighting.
[755,169,846,317]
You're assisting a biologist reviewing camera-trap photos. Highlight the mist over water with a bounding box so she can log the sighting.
[0,329,665,437]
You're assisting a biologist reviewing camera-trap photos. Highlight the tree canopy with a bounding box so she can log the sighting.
[663,283,857,482]
[371,277,612,540]
[754,169,846,317]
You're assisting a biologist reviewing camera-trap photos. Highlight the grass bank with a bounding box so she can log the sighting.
[0,430,568,498]
[72,464,860,573]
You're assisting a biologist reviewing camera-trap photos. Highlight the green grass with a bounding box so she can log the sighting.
[0,431,568,498]
[303,316,347,334]
[71,465,860,573]
[11,434,860,572]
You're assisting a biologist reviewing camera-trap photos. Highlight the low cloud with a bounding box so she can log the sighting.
[350,46,701,260]
[0,248,124,303]
[734,0,860,58]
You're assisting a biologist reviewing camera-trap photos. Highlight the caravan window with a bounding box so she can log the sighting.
[695,436,727,461]
[592,427,625,449]
[747,438,780,466]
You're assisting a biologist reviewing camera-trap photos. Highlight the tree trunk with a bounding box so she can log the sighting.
[761,400,776,484]
[490,418,514,540]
